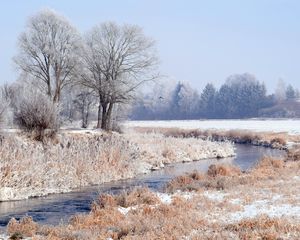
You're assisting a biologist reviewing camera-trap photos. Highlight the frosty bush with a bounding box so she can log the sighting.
[0,86,12,127]
[14,91,60,139]
[0,99,7,126]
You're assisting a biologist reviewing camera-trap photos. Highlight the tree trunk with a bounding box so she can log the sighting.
[101,102,114,131]
[97,102,102,129]
[81,101,87,128]
[101,103,108,130]
[53,88,61,102]
[106,103,114,130]
[47,81,52,98]
[53,63,61,102]
[84,104,90,128]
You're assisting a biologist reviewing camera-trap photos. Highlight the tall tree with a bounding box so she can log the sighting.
[81,22,158,129]
[275,78,286,103]
[286,84,296,100]
[14,9,82,102]
[215,73,267,118]
[200,83,216,118]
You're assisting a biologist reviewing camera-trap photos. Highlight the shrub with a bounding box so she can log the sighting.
[207,164,241,177]
[14,91,60,140]
[7,217,38,238]
[255,157,284,170]
[97,188,160,208]
[0,101,7,126]
[0,86,11,127]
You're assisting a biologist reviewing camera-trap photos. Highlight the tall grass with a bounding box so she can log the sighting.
[7,157,300,239]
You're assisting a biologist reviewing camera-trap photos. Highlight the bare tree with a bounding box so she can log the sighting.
[81,22,158,130]
[14,9,82,102]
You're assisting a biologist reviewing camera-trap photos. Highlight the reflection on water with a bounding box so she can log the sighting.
[0,144,286,227]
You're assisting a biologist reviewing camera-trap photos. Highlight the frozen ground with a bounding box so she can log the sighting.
[125,119,300,135]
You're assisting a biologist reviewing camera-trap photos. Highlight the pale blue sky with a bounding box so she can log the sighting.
[1,0,300,92]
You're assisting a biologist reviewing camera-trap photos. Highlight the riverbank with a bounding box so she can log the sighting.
[5,156,300,239]
[0,130,234,201]
[131,126,300,150]
[125,119,300,135]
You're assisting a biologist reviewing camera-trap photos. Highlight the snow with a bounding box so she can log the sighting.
[203,191,227,201]
[228,200,300,222]
[117,206,137,215]
[125,119,300,135]
[156,192,172,204]
[156,191,195,204]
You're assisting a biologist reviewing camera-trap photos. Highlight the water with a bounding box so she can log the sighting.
[0,144,285,228]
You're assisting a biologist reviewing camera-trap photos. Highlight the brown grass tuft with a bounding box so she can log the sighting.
[287,145,300,161]
[207,164,241,177]
[255,157,284,170]
[96,187,160,209]
[6,157,300,239]
[7,217,38,238]
[225,215,300,239]
[166,164,242,192]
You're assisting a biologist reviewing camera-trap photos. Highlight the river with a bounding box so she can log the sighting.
[0,144,285,228]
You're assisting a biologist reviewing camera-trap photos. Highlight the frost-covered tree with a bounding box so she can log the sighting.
[14,9,82,102]
[286,84,296,100]
[73,89,95,128]
[275,78,286,103]
[168,82,199,119]
[200,83,216,118]
[130,80,176,120]
[81,22,158,129]
[215,73,267,118]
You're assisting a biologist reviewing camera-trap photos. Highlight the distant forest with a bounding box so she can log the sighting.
[130,73,300,120]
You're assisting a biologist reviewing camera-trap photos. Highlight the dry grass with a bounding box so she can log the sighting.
[5,156,300,239]
[0,129,234,201]
[287,145,300,161]
[166,164,242,193]
[3,127,300,239]
[124,131,235,167]
[207,164,241,177]
[223,215,300,240]
[133,127,298,149]
[7,216,38,238]
[97,188,160,208]
[166,156,297,194]
[0,131,142,200]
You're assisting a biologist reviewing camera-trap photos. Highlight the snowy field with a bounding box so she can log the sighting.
[125,119,300,135]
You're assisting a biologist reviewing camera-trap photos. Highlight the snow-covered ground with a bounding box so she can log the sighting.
[125,119,300,135]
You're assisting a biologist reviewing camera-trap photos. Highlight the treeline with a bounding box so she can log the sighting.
[131,73,300,120]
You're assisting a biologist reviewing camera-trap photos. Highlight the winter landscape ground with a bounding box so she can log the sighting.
[0,128,235,201]
[125,119,300,135]
[0,120,299,239]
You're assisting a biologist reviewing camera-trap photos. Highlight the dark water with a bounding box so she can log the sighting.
[0,144,285,228]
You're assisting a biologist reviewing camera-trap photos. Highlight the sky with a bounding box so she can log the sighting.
[1,0,300,93]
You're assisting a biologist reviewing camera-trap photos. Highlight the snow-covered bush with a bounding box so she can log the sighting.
[0,85,13,127]
[0,98,8,127]
[14,91,60,139]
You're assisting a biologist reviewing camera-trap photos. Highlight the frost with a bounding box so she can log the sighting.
[203,191,227,201]
[117,206,137,215]
[156,193,172,204]
[228,201,300,222]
